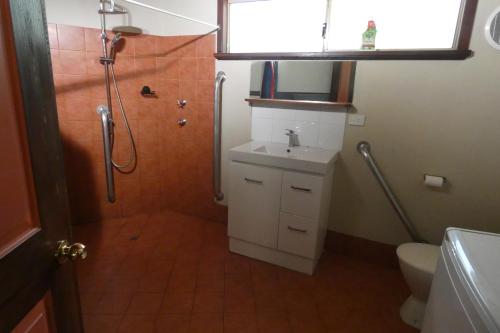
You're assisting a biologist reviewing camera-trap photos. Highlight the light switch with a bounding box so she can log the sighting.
[348,114,366,126]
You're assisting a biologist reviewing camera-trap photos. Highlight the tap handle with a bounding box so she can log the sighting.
[285,129,295,135]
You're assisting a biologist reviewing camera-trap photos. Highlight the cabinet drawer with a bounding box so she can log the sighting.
[281,171,323,219]
[228,162,283,248]
[278,212,318,259]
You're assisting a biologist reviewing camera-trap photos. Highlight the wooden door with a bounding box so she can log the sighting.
[0,0,83,332]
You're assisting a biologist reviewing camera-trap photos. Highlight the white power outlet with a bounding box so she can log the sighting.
[348,114,366,126]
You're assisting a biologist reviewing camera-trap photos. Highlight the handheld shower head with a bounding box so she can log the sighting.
[111,32,122,46]
[109,32,123,61]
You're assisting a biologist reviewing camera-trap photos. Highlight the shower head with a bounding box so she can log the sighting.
[112,26,143,36]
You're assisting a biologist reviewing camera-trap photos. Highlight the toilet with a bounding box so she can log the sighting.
[396,242,440,329]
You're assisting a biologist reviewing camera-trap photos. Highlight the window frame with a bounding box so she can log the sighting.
[216,0,478,60]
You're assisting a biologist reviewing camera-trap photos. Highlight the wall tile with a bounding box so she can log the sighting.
[251,106,347,150]
[180,80,197,102]
[156,58,179,80]
[196,35,215,58]
[294,120,319,147]
[175,36,197,58]
[134,35,157,57]
[179,58,198,81]
[84,28,102,52]
[251,118,272,142]
[57,24,85,51]
[196,80,214,103]
[58,50,87,75]
[197,58,215,81]
[271,119,295,144]
[86,52,102,76]
[318,121,345,151]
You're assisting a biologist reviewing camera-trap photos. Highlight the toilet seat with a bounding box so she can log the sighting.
[397,243,440,275]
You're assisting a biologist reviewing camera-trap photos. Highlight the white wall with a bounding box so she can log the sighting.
[44,0,217,36]
[216,61,253,206]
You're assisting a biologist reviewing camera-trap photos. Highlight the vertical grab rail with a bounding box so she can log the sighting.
[213,72,226,202]
[357,141,425,243]
[97,105,115,202]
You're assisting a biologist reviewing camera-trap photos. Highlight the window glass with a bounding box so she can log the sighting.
[327,0,463,50]
[229,0,328,53]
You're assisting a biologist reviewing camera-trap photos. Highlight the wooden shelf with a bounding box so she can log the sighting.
[245,98,351,111]
[215,49,473,61]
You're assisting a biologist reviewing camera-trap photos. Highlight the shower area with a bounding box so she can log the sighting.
[51,0,226,223]
[48,0,227,330]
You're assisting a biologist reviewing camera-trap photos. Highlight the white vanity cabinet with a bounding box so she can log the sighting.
[228,159,334,275]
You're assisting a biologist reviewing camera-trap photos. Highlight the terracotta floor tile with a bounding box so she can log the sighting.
[76,210,416,333]
[161,292,195,314]
[156,314,190,333]
[94,293,133,315]
[192,291,224,313]
[198,259,225,276]
[118,315,156,333]
[83,314,121,333]
[225,274,253,295]
[252,272,281,292]
[255,292,286,314]
[105,277,140,293]
[168,273,197,292]
[80,293,102,315]
[189,313,223,333]
[224,290,256,314]
[256,312,291,333]
[137,273,169,293]
[288,313,327,333]
[225,256,251,276]
[284,290,318,316]
[195,274,225,293]
[127,292,164,314]
[224,312,258,333]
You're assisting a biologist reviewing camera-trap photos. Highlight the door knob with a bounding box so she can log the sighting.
[55,240,87,263]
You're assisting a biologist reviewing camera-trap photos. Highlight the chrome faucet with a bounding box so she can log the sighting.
[285,129,300,147]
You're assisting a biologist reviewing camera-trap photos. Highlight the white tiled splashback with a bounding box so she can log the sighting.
[251,107,347,151]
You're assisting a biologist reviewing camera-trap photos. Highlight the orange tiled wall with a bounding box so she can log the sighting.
[49,24,226,223]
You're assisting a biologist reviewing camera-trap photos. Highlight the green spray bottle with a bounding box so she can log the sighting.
[361,20,377,50]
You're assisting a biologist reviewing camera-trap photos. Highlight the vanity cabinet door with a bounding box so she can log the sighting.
[228,162,282,248]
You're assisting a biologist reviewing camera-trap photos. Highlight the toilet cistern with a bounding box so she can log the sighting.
[285,129,300,147]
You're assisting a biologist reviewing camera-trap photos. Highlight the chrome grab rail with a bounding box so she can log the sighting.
[97,105,115,202]
[213,71,226,201]
[357,141,425,242]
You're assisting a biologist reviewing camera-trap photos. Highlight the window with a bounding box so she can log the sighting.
[217,0,477,60]
[327,0,463,50]
[228,0,327,53]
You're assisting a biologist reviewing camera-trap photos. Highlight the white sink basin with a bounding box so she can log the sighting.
[229,141,338,174]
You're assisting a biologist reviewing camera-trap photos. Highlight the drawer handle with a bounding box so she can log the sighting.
[287,226,308,233]
[244,177,263,185]
[291,185,311,192]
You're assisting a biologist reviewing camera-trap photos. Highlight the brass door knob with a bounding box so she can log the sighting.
[55,240,87,263]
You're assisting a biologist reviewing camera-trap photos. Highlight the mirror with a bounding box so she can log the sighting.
[249,61,355,103]
[485,6,500,50]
